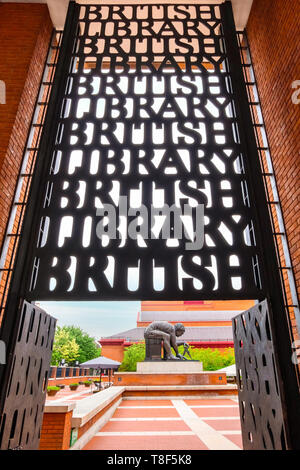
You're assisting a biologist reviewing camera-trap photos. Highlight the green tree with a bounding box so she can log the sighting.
[119,342,145,371]
[56,325,101,364]
[51,328,80,365]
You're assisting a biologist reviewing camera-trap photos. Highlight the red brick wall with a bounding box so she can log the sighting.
[0,3,53,247]
[113,372,227,386]
[39,410,73,450]
[123,389,238,397]
[100,339,126,362]
[247,1,300,312]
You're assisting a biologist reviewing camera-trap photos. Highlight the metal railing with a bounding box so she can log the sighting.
[0,30,63,323]
[236,30,300,347]
[48,366,111,381]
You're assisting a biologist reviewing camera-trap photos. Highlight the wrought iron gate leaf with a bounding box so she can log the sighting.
[23,2,265,301]
[233,299,288,450]
[0,301,56,450]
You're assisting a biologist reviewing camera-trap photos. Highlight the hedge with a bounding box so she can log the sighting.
[119,342,235,372]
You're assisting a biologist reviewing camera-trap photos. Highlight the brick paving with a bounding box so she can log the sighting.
[113,407,180,419]
[85,435,209,450]
[46,385,95,402]
[46,390,243,450]
[83,397,243,450]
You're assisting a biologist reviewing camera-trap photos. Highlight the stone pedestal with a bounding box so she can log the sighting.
[137,361,203,374]
[145,338,162,360]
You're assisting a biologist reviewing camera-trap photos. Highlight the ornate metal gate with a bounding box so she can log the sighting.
[26,2,266,302]
[233,300,288,449]
[0,302,56,449]
[0,1,299,449]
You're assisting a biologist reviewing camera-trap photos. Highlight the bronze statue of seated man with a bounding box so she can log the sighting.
[144,321,186,360]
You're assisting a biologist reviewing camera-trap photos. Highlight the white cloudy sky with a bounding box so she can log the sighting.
[38,300,140,340]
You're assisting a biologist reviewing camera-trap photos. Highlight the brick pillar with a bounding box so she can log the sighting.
[99,338,125,363]
[247,0,300,337]
[39,404,75,450]
[0,4,53,324]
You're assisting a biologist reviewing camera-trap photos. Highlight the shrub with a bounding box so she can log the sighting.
[69,383,79,387]
[119,343,145,372]
[178,345,235,371]
[119,342,235,372]
[47,386,60,392]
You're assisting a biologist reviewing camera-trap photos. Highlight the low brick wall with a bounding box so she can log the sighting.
[39,403,75,451]
[113,371,227,386]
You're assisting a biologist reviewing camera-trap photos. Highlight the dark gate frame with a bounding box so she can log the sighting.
[233,299,289,450]
[0,1,299,449]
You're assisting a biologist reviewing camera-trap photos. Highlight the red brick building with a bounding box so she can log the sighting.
[100,300,255,361]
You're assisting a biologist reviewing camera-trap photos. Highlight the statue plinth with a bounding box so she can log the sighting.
[137,360,203,374]
[144,321,192,361]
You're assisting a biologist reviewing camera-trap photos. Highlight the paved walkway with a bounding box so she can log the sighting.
[46,385,97,403]
[83,397,242,450]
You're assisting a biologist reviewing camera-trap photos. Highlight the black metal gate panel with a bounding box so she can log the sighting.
[0,301,56,450]
[0,1,299,450]
[25,2,265,301]
[232,299,288,450]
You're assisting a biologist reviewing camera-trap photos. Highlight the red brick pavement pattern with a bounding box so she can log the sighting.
[225,434,243,448]
[101,420,190,433]
[46,385,93,401]
[119,399,173,407]
[192,407,240,417]
[184,399,237,406]
[82,397,243,450]
[203,419,241,431]
[113,407,180,419]
[84,435,209,451]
